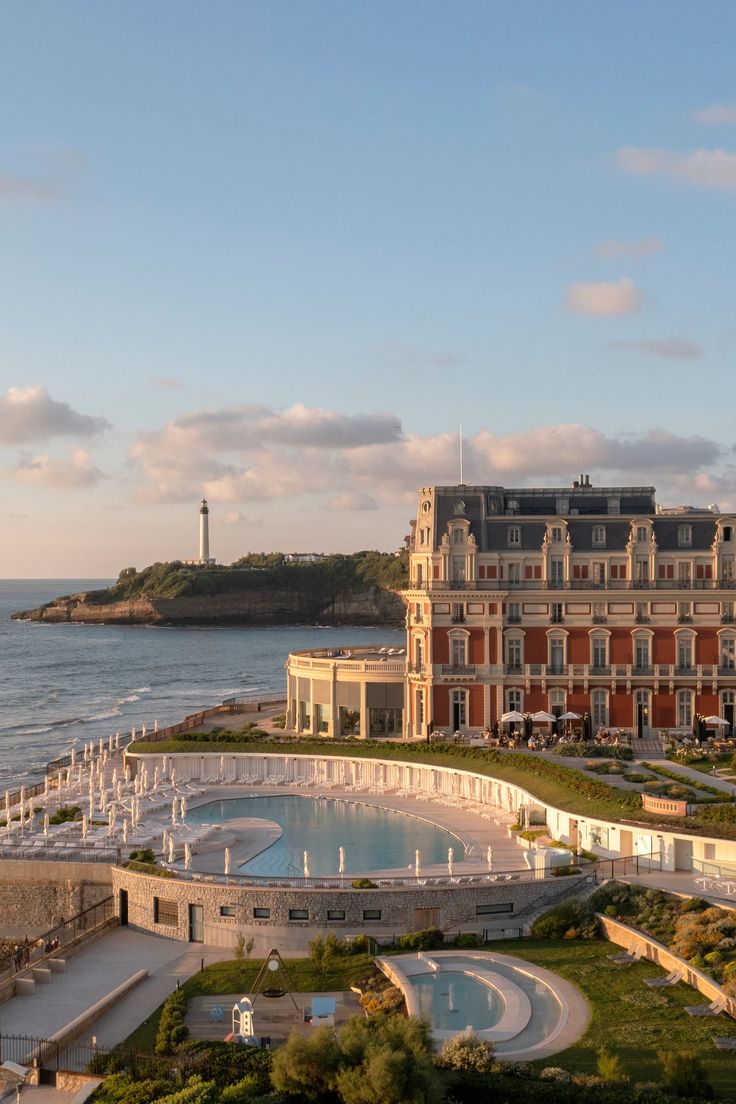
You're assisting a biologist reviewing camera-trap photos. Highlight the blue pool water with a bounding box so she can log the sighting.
[407,956,564,1052]
[188,794,460,877]
[412,970,503,1030]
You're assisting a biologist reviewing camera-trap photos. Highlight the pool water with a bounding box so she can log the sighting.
[405,957,564,1052]
[411,970,503,1031]
[188,794,460,877]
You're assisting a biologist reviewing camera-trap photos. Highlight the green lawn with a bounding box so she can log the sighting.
[493,938,735,1098]
[120,940,736,1097]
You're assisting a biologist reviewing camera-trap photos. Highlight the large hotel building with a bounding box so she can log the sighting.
[286,478,736,740]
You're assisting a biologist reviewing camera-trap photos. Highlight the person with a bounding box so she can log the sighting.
[13,944,22,972]
[22,936,30,968]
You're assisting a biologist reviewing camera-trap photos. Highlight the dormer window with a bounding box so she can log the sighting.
[723,526,733,542]
[453,528,464,544]
[592,526,606,548]
[678,524,692,548]
[507,526,521,547]
[551,527,563,543]
[636,526,648,543]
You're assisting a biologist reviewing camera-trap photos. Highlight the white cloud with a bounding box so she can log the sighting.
[617,146,736,191]
[594,237,663,259]
[0,385,110,444]
[151,376,184,390]
[608,338,702,360]
[693,103,736,126]
[12,448,105,488]
[224,511,248,524]
[566,277,643,316]
[0,149,83,203]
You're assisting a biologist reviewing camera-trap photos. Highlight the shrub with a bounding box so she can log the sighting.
[49,805,81,825]
[530,901,597,940]
[396,929,444,951]
[435,1031,495,1072]
[155,990,189,1055]
[351,878,378,889]
[129,848,155,863]
[455,932,483,949]
[658,1050,713,1099]
[596,1048,627,1082]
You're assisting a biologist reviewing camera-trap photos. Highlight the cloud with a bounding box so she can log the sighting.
[11,448,105,488]
[0,386,110,444]
[617,146,736,191]
[608,338,702,360]
[594,237,663,259]
[224,511,247,524]
[0,149,83,204]
[151,376,184,390]
[326,491,378,511]
[693,103,736,126]
[566,277,643,316]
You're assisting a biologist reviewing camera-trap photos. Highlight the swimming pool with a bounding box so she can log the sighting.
[188,794,461,877]
[379,952,584,1057]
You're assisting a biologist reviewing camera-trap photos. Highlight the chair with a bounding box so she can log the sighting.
[713,1037,736,1051]
[645,969,683,989]
[685,997,727,1017]
[607,948,643,965]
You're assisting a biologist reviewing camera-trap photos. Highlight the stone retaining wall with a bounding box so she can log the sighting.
[0,861,112,935]
[112,865,594,945]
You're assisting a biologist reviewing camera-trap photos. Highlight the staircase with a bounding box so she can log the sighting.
[631,731,664,760]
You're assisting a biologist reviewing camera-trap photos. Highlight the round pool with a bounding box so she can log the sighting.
[187,794,461,877]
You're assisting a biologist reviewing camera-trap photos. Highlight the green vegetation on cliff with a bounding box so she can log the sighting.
[95,550,408,604]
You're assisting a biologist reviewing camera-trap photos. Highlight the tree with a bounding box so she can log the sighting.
[659,1050,713,1099]
[334,1016,440,1104]
[270,1026,343,1101]
[596,1048,626,1082]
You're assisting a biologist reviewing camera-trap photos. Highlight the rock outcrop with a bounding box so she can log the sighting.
[12,586,406,626]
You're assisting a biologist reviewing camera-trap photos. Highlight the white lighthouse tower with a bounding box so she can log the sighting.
[183,499,216,566]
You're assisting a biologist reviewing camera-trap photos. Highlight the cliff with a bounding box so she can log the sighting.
[11,585,406,626]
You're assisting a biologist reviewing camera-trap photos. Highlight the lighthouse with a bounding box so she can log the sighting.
[183,499,216,566]
[199,498,210,562]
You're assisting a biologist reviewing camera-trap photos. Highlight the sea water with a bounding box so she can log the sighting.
[0,580,404,788]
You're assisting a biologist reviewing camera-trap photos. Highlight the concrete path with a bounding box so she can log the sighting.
[643,759,736,796]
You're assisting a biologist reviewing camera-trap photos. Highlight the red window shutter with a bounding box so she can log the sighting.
[573,565,580,579]
[525,566,533,579]
[620,565,627,579]
[488,565,497,578]
[696,565,704,579]
[706,565,713,579]
[658,565,666,579]
[667,564,673,578]
[610,565,618,579]
[534,565,542,579]
[433,565,439,579]
[581,565,589,578]
[479,565,486,578]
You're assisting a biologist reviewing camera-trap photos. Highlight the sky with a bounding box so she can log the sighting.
[2,1,736,576]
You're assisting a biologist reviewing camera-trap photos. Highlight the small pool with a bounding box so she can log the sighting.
[187,794,460,877]
[381,952,583,1057]
[411,970,503,1031]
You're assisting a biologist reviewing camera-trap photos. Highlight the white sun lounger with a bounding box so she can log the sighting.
[645,969,684,989]
[685,996,727,1017]
[713,1037,736,1051]
[607,948,643,965]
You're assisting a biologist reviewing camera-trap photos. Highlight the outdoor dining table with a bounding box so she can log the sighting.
[694,875,736,897]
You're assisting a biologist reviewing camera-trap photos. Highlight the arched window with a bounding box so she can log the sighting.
[448,629,469,670]
[547,631,568,674]
[591,689,609,728]
[632,630,653,672]
[677,689,694,729]
[675,631,695,672]
[590,631,610,672]
[505,688,523,714]
[505,631,524,673]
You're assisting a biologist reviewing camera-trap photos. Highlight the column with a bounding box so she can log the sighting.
[359,682,368,740]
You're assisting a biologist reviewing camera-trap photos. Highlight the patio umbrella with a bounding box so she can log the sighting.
[704,716,730,726]
[180,797,187,821]
[447,847,454,878]
[171,798,178,826]
[486,845,493,872]
[168,836,175,863]
[501,710,525,724]
[532,711,556,723]
[43,813,49,840]
[558,712,581,721]
[303,850,310,878]
[339,846,345,876]
[415,849,422,879]
[224,847,231,876]
[184,842,191,871]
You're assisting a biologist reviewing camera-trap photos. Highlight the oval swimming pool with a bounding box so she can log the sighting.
[411,970,504,1031]
[188,794,460,877]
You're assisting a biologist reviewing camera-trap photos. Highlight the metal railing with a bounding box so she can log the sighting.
[410,578,736,593]
[0,843,119,863]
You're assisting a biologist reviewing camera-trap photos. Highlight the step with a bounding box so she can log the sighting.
[48,958,66,973]
[15,977,35,995]
[32,967,51,984]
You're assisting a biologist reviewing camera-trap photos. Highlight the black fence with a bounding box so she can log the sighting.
[593,852,662,882]
[0,896,116,991]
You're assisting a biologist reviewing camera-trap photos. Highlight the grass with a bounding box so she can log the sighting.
[668,754,734,776]
[492,937,735,1098]
[132,737,736,838]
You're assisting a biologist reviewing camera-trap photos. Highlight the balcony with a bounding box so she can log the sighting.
[590,665,611,676]
[545,664,568,676]
[440,664,476,679]
[677,615,693,624]
[406,663,425,676]
[450,615,466,624]
[550,617,565,625]
[409,577,736,594]
[506,616,522,624]
[505,664,523,675]
[675,665,694,675]
[592,615,608,624]
[632,665,654,675]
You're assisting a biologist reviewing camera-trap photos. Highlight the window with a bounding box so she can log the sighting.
[636,526,648,543]
[453,527,464,544]
[556,498,569,515]
[153,898,178,926]
[593,602,606,623]
[550,602,564,623]
[591,689,609,727]
[450,636,467,668]
[591,636,608,670]
[507,601,521,623]
[721,637,735,671]
[549,638,565,673]
[451,557,466,582]
[451,603,465,623]
[723,602,734,623]
[327,910,346,921]
[289,909,309,921]
[592,562,606,584]
[254,908,271,919]
[678,562,692,582]
[636,602,649,623]
[592,526,606,547]
[549,559,563,586]
[363,909,382,921]
[724,526,733,542]
[507,562,521,585]
[677,690,693,728]
[634,636,650,670]
[475,902,514,915]
[678,525,692,547]
[416,688,424,727]
[635,559,649,582]
[506,689,523,714]
[506,637,523,671]
[677,636,693,671]
[219,906,236,918]
[451,689,467,728]
[551,526,563,542]
[678,603,692,623]
[507,526,521,546]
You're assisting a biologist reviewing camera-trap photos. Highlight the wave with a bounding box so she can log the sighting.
[117,694,141,704]
[132,687,152,694]
[7,725,54,737]
[84,707,122,722]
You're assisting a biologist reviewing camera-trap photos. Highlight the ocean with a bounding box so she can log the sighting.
[0,580,404,789]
